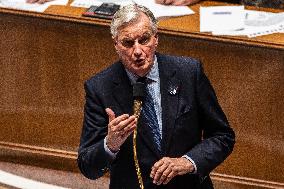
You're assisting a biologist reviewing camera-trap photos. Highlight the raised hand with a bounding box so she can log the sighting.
[105,108,137,152]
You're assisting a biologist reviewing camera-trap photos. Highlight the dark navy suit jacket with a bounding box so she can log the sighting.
[77,53,235,189]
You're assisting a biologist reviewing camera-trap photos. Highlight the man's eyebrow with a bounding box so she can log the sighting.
[120,32,133,38]
[142,32,151,35]
[121,37,133,41]
[120,30,151,40]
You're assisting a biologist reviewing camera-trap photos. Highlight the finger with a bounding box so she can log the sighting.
[122,117,137,133]
[151,158,168,178]
[108,115,130,135]
[106,108,116,122]
[113,115,136,131]
[120,118,137,135]
[153,162,170,185]
[109,114,129,128]
[157,165,174,185]
[121,121,137,138]
[162,171,176,185]
[150,161,163,178]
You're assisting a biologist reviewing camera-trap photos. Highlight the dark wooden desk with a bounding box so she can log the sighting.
[0,1,283,188]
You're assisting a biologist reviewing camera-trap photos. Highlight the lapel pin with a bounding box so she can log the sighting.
[168,85,179,96]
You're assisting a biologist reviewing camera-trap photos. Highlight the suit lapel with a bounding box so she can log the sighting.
[111,62,133,115]
[158,54,181,155]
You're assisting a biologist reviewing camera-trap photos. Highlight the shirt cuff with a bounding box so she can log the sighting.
[104,137,119,159]
[182,155,197,174]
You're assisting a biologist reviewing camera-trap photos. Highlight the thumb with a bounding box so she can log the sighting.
[105,108,115,122]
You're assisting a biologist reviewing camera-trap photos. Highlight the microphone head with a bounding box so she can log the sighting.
[133,82,146,98]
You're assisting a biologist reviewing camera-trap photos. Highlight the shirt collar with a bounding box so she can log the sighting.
[125,55,159,84]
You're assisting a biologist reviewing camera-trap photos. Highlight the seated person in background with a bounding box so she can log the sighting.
[26,0,53,4]
[156,0,283,9]
[241,0,284,9]
[155,0,239,6]
[155,0,202,6]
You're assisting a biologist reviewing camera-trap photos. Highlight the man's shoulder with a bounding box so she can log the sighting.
[157,53,201,68]
[86,61,123,85]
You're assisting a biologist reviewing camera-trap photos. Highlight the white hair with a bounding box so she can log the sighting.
[110,4,158,38]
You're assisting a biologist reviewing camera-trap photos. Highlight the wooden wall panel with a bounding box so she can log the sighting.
[0,14,116,151]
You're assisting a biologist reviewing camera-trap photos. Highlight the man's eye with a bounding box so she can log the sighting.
[121,39,135,48]
[138,36,151,45]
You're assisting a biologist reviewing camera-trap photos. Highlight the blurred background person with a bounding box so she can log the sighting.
[155,0,283,9]
[26,0,53,4]
[155,0,238,6]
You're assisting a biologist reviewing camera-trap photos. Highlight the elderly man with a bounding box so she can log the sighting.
[77,4,235,189]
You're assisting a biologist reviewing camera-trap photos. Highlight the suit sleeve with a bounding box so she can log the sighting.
[185,62,235,179]
[77,80,114,180]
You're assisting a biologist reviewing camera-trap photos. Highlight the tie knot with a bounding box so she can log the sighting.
[137,77,147,83]
[133,77,146,98]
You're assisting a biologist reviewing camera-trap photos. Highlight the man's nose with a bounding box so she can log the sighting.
[133,42,143,57]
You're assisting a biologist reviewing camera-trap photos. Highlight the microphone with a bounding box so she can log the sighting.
[132,77,146,189]
[133,78,146,118]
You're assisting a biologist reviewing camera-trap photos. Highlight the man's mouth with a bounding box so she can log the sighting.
[135,59,145,65]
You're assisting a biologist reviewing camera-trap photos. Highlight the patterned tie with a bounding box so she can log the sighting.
[138,77,161,152]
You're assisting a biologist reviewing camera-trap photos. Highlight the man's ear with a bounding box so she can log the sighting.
[113,36,119,51]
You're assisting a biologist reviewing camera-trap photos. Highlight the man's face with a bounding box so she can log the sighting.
[114,13,158,77]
